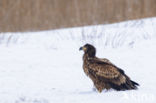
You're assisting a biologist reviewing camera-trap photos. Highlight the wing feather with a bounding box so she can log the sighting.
[89,61,120,78]
[88,58,126,85]
[96,57,114,65]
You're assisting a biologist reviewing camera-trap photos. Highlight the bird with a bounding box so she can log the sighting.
[79,43,139,93]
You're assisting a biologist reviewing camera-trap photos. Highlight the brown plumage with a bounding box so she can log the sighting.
[79,44,139,93]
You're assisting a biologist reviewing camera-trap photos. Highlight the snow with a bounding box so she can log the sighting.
[0,17,156,103]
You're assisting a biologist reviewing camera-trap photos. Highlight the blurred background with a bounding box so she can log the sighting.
[0,0,156,32]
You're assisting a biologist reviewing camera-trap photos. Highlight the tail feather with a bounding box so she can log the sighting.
[109,79,139,91]
[126,80,138,90]
[108,68,139,91]
[131,80,139,86]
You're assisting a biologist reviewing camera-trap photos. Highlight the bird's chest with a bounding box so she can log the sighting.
[82,55,90,74]
[83,57,94,76]
[83,59,99,83]
[83,60,89,75]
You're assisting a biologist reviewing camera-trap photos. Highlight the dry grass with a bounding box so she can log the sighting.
[0,0,156,32]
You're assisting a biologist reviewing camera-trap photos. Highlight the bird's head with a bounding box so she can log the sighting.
[79,44,96,57]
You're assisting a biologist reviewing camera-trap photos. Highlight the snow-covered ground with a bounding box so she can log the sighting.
[0,17,156,103]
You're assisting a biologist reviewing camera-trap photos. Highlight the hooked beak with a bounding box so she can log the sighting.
[79,46,87,51]
[79,47,83,51]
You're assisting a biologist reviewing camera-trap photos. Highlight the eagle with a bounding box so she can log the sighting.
[79,44,139,93]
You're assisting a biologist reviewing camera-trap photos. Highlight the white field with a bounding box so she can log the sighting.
[0,17,156,103]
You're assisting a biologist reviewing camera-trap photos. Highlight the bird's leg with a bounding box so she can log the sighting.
[95,85,103,93]
[94,82,103,93]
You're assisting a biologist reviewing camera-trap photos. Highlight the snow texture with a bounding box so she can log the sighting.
[0,17,156,103]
